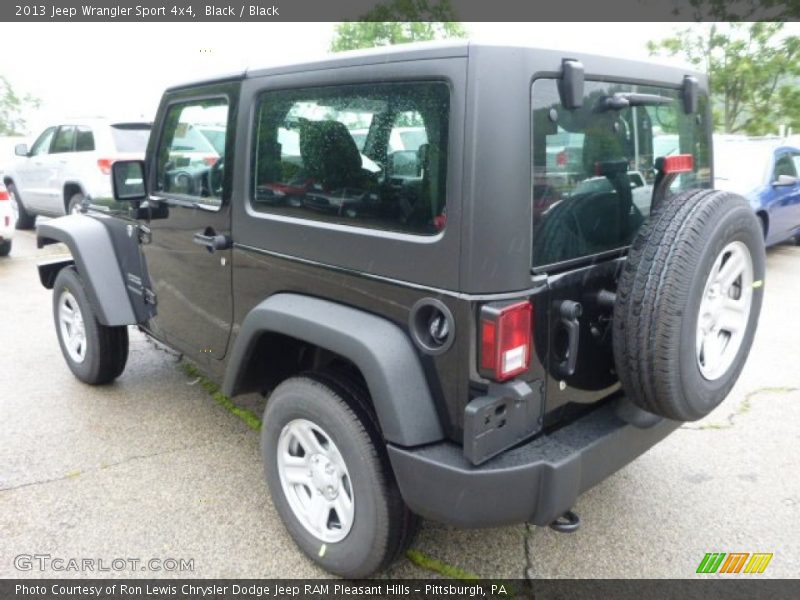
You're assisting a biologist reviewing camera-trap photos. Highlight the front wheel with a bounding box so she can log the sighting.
[261,373,417,577]
[53,266,129,384]
[8,183,36,230]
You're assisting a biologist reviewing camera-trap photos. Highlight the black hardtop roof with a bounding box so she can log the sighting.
[166,41,705,92]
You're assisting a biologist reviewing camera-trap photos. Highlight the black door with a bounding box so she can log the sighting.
[140,83,238,361]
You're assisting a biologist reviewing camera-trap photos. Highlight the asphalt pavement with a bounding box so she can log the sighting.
[1,229,798,579]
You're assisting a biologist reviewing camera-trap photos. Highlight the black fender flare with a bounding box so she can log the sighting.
[37,215,137,326]
[223,293,444,447]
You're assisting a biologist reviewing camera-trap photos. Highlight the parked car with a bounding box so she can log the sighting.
[0,182,14,256]
[715,137,800,246]
[37,43,764,578]
[3,119,151,228]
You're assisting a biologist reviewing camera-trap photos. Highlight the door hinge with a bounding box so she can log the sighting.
[144,288,157,306]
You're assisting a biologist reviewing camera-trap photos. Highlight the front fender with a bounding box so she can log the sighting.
[37,215,137,326]
[223,294,444,447]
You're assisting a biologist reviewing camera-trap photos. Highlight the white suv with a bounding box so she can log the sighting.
[3,119,151,229]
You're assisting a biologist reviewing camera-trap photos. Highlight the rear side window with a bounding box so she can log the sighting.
[532,79,711,268]
[75,127,95,152]
[112,125,151,153]
[155,99,228,208]
[251,81,449,235]
[51,126,76,154]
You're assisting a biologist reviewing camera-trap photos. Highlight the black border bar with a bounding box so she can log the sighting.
[2,0,799,22]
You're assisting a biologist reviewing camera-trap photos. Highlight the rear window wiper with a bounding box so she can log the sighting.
[598,93,672,111]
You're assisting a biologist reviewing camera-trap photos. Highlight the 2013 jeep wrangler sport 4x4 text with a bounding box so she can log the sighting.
[37,42,764,577]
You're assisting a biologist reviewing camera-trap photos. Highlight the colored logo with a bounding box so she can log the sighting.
[696,552,773,574]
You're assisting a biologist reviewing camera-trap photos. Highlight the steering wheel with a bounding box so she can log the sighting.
[171,170,196,195]
[209,157,225,196]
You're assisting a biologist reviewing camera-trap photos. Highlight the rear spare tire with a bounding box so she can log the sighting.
[613,189,765,421]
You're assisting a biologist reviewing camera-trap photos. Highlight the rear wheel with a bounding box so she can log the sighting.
[67,193,86,215]
[261,373,417,577]
[0,240,10,257]
[8,183,36,230]
[53,267,129,384]
[613,189,765,421]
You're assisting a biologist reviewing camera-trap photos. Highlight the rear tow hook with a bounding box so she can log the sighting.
[548,510,581,533]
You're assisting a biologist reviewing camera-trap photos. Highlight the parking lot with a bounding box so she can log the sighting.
[0,228,798,579]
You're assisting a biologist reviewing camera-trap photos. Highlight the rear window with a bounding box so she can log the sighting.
[111,124,151,153]
[532,79,711,268]
[251,81,449,236]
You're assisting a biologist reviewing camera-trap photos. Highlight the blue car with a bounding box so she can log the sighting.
[716,140,800,247]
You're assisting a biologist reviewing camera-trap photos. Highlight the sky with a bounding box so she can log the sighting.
[0,22,792,137]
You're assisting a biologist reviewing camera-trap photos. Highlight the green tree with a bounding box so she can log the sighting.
[0,76,40,135]
[330,0,465,52]
[647,23,800,135]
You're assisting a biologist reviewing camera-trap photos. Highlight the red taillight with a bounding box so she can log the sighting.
[203,156,218,167]
[0,188,8,201]
[97,159,114,175]
[662,154,693,174]
[479,301,533,382]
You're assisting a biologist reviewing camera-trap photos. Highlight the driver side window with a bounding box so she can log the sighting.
[155,98,229,208]
[30,127,56,156]
[774,152,798,180]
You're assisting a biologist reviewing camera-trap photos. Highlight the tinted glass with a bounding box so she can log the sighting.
[532,79,711,268]
[774,152,798,179]
[111,125,151,153]
[30,127,56,156]
[51,126,76,153]
[155,100,228,207]
[252,82,449,235]
[75,127,95,152]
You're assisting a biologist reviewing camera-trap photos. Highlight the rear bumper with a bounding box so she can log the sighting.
[387,401,680,527]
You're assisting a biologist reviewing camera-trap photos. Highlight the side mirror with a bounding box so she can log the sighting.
[773,174,798,187]
[112,160,147,201]
[14,143,28,157]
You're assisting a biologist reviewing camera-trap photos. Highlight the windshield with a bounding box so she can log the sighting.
[111,124,151,153]
[531,78,711,268]
[196,127,226,155]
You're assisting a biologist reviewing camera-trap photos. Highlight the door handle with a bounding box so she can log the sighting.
[193,230,231,252]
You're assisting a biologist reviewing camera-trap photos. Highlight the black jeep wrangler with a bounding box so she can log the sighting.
[37,42,765,577]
